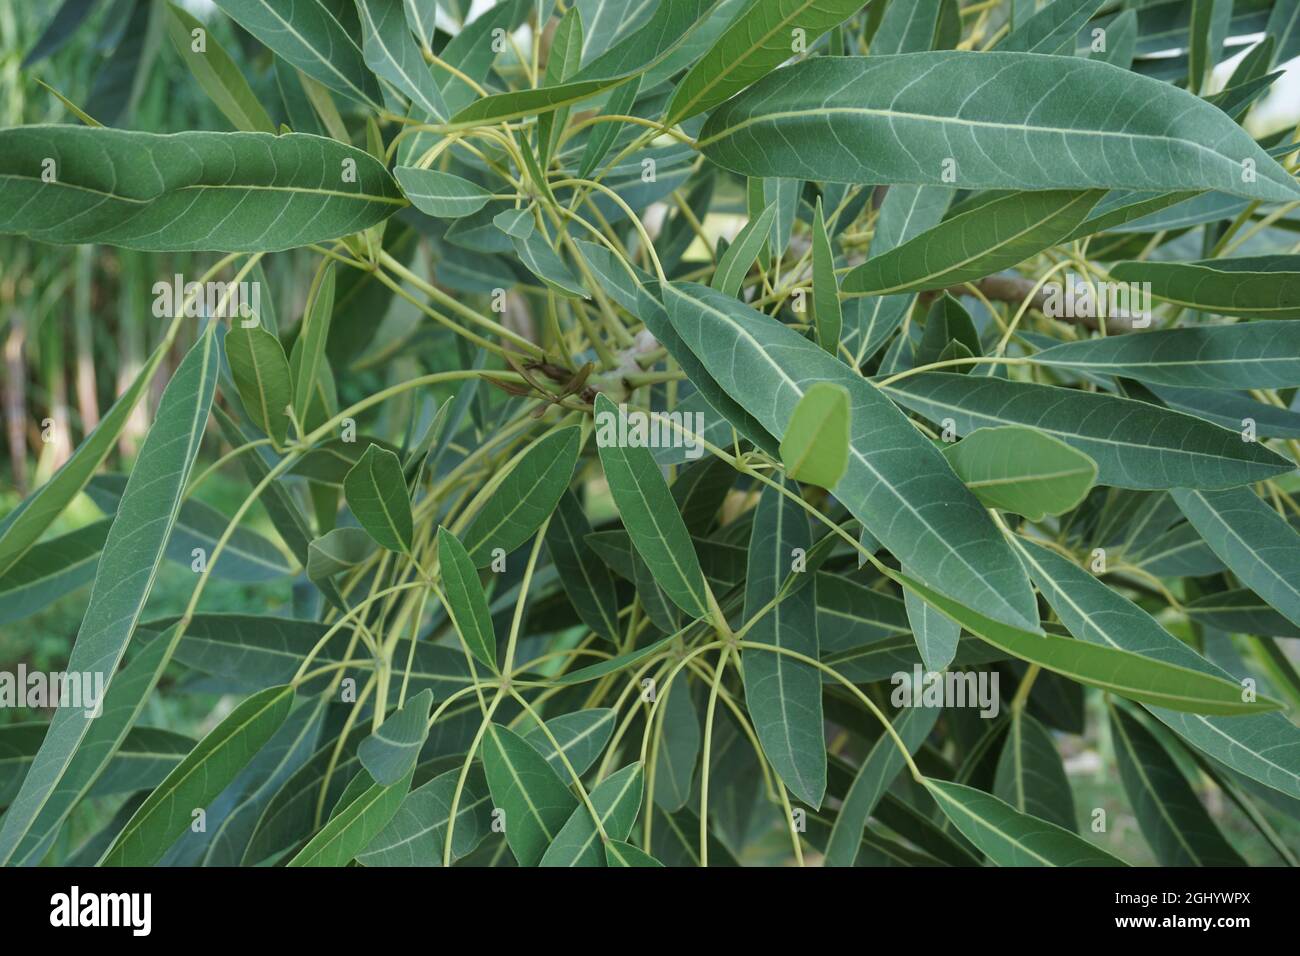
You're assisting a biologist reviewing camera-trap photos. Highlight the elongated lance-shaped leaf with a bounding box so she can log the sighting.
[998,0,1103,54]
[844,185,952,362]
[925,779,1126,866]
[100,684,295,866]
[843,190,1104,295]
[1109,257,1300,320]
[166,2,275,133]
[667,0,867,123]
[0,326,218,864]
[461,425,580,566]
[395,167,493,219]
[0,519,109,625]
[904,581,960,673]
[1031,321,1300,390]
[662,281,1038,630]
[993,710,1076,831]
[1172,487,1300,630]
[0,127,405,251]
[344,443,413,553]
[652,677,701,811]
[540,762,644,867]
[211,0,382,108]
[825,706,937,866]
[711,201,776,297]
[544,490,622,644]
[595,394,709,619]
[942,426,1097,521]
[1014,538,1300,799]
[358,689,433,786]
[742,478,826,808]
[1108,703,1245,866]
[892,567,1279,716]
[356,0,448,122]
[291,263,335,426]
[0,310,187,579]
[356,766,494,867]
[1185,588,1300,640]
[224,324,292,446]
[881,373,1292,490]
[437,526,499,671]
[697,53,1300,202]
[287,767,414,866]
[779,382,849,490]
[482,722,579,867]
[6,623,184,865]
[810,196,842,353]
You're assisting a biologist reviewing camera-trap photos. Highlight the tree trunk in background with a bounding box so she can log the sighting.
[74,244,99,435]
[4,314,27,495]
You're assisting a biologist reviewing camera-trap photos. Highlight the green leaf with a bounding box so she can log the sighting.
[211,0,382,108]
[667,0,864,123]
[1031,321,1300,389]
[544,490,622,644]
[358,689,433,786]
[825,706,937,866]
[1015,538,1300,799]
[1109,257,1300,320]
[1,626,183,864]
[1172,487,1300,630]
[871,0,943,54]
[0,519,109,625]
[904,583,960,672]
[481,722,579,867]
[461,425,580,566]
[1108,703,1245,866]
[101,684,295,866]
[287,767,414,866]
[356,0,447,121]
[165,3,275,133]
[1185,589,1300,640]
[652,680,700,811]
[605,839,663,866]
[436,526,499,671]
[998,0,1103,54]
[711,201,776,297]
[892,567,1277,716]
[942,426,1097,520]
[540,762,644,866]
[224,324,292,446]
[881,373,1292,490]
[662,281,1038,630]
[291,263,336,426]
[993,710,1076,831]
[742,478,825,808]
[395,167,493,218]
[844,190,1104,295]
[551,634,677,686]
[306,527,375,583]
[779,382,850,490]
[697,53,1300,202]
[595,393,709,619]
[522,709,618,777]
[0,127,404,251]
[0,326,219,864]
[811,197,843,354]
[344,443,413,553]
[356,766,493,866]
[924,779,1126,866]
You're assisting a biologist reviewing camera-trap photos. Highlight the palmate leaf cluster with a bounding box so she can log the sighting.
[1,0,1299,868]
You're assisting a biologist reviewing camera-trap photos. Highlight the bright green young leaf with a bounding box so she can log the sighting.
[942,426,1098,520]
[811,197,843,353]
[1109,257,1300,320]
[779,382,850,490]
[287,767,414,866]
[395,167,493,219]
[165,3,275,133]
[225,324,292,446]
